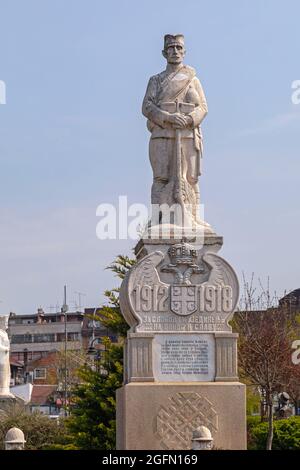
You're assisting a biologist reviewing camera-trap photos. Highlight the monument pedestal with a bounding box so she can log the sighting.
[118,235,247,450]
[134,232,223,261]
[116,382,246,450]
[0,394,17,416]
[124,332,239,383]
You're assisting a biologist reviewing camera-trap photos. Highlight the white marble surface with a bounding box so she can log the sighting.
[142,34,209,230]
[0,316,12,396]
[120,246,239,334]
[152,333,215,382]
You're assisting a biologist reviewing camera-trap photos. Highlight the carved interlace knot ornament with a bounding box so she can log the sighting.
[156,392,218,450]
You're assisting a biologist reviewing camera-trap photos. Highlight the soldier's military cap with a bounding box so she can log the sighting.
[164,34,185,50]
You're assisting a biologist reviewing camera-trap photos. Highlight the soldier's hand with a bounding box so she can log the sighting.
[185,115,193,127]
[169,113,187,128]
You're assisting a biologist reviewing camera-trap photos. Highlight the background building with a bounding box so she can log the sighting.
[7,307,118,415]
[8,308,84,364]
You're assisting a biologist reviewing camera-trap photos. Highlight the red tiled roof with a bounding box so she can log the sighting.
[31,385,57,405]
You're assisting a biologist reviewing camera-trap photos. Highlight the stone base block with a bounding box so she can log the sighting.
[0,395,18,417]
[134,234,223,261]
[116,382,246,450]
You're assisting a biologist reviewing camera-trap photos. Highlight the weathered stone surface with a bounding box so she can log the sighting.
[142,34,209,231]
[215,333,239,381]
[4,427,26,450]
[116,33,246,450]
[124,331,238,383]
[134,234,223,260]
[152,333,215,382]
[116,382,246,450]
[0,316,13,397]
[120,240,239,335]
[0,396,18,418]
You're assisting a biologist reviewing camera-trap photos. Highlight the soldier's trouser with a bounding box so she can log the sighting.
[149,137,199,206]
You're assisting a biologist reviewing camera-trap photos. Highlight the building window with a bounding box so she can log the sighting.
[34,368,46,379]
[56,332,80,342]
[87,320,103,328]
[33,334,55,343]
[56,333,65,342]
[11,334,32,344]
[67,332,79,341]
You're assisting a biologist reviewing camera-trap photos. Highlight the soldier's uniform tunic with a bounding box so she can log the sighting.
[142,64,208,219]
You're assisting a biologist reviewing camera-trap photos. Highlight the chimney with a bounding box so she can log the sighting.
[37,308,44,324]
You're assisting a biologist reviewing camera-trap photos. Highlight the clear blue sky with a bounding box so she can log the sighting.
[0,0,299,313]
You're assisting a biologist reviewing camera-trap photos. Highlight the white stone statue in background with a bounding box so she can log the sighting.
[0,316,11,396]
[142,34,211,231]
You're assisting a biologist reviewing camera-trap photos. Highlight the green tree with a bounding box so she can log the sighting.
[64,255,134,449]
[65,342,123,449]
[234,306,297,450]
[0,407,67,450]
[248,416,300,450]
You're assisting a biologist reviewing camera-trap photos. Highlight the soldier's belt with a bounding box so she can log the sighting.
[160,101,195,114]
[150,128,197,140]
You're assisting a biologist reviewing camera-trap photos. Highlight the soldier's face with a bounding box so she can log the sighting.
[165,44,185,64]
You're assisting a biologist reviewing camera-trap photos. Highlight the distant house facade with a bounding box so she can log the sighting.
[7,307,118,415]
[8,307,117,361]
[8,308,84,364]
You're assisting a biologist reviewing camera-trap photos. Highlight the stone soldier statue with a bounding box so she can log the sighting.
[142,34,209,231]
[0,316,11,396]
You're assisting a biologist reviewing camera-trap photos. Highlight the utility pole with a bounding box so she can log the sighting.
[61,285,68,416]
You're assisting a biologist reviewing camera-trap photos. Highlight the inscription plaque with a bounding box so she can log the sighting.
[153,334,215,382]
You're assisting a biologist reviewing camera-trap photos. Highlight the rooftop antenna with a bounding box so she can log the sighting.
[69,299,78,311]
[61,285,68,417]
[74,291,86,313]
